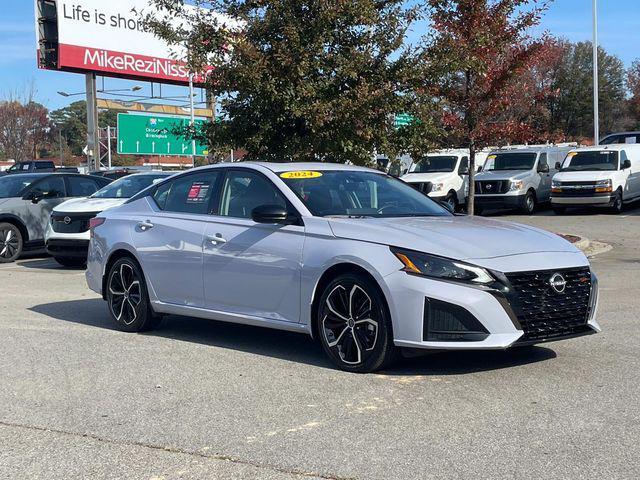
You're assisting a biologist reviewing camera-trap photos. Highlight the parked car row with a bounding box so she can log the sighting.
[401,143,640,215]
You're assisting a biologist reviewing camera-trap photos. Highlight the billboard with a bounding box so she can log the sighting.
[35,0,236,85]
[117,113,208,156]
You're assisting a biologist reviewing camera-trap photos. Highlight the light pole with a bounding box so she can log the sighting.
[592,0,599,146]
[189,73,197,168]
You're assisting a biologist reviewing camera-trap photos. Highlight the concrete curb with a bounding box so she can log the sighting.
[559,234,612,258]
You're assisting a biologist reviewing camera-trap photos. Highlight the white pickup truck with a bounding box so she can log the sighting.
[401,149,485,211]
[551,144,640,214]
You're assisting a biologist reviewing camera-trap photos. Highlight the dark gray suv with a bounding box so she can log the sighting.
[0,173,111,263]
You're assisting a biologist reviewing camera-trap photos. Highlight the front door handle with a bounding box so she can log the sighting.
[138,220,154,231]
[206,234,227,245]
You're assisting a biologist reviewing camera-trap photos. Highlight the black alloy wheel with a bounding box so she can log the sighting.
[317,273,396,373]
[106,258,160,332]
[0,223,23,264]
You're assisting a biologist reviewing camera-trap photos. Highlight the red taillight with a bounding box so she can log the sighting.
[89,217,106,237]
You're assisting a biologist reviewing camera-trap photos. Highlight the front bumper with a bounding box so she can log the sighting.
[385,265,600,351]
[473,194,526,210]
[551,194,612,205]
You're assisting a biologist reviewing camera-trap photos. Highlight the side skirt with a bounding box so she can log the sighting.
[151,301,313,336]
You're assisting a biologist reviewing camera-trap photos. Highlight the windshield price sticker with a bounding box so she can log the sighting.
[280,171,323,179]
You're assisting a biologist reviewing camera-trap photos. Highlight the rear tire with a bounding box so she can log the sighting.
[54,256,87,268]
[106,257,161,332]
[0,222,23,264]
[316,273,397,373]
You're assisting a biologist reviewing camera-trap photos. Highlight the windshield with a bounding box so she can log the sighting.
[91,174,168,199]
[280,170,450,218]
[485,153,537,171]
[561,151,619,171]
[411,156,458,173]
[0,175,40,198]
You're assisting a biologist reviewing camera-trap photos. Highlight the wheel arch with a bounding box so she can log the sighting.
[309,262,392,341]
[101,248,144,300]
[0,214,29,243]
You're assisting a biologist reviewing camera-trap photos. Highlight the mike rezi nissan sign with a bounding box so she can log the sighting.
[35,0,234,85]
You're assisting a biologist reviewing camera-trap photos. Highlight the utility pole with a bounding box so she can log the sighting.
[58,128,63,166]
[592,0,600,146]
[107,126,112,169]
[85,73,100,171]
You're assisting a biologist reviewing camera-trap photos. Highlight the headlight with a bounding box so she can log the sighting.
[509,180,525,191]
[431,182,444,193]
[391,247,495,285]
[551,180,562,193]
[595,179,612,193]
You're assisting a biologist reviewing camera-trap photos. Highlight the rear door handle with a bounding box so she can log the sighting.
[206,234,227,245]
[138,221,154,231]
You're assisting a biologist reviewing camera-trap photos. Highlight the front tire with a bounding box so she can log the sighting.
[316,273,397,373]
[106,257,161,332]
[610,191,624,214]
[520,190,537,215]
[445,192,458,212]
[0,223,23,264]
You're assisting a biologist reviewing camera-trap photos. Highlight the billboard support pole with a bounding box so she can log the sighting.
[189,74,197,168]
[107,126,112,169]
[592,0,599,146]
[85,73,100,171]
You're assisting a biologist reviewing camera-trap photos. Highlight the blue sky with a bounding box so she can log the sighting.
[1,0,639,111]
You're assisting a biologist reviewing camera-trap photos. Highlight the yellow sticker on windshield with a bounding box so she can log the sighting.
[487,155,497,160]
[280,171,323,179]
[567,152,578,157]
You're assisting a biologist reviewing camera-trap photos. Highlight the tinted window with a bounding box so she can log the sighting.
[67,176,100,197]
[412,156,458,173]
[29,176,66,198]
[458,157,469,174]
[155,172,220,214]
[0,175,40,198]
[486,153,537,171]
[561,151,619,171]
[281,170,450,217]
[220,170,288,219]
[35,162,54,170]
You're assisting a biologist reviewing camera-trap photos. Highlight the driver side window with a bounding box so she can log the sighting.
[28,177,66,199]
[219,170,288,219]
[538,153,548,172]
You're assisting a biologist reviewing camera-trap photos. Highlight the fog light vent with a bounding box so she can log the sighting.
[423,298,489,342]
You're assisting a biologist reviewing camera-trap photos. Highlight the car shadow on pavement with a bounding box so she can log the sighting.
[31,298,559,375]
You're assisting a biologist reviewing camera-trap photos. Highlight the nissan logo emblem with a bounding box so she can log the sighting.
[63,216,72,225]
[549,273,567,293]
[486,184,493,189]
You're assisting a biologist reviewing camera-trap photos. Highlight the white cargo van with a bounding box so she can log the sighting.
[551,144,640,214]
[473,144,577,215]
[401,149,482,211]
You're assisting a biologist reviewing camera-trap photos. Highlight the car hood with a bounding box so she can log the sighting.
[554,170,615,182]
[476,170,530,181]
[401,172,453,184]
[52,197,128,213]
[327,215,578,261]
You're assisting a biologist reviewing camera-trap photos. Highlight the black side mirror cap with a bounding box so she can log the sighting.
[623,159,632,169]
[252,204,291,224]
[555,162,562,170]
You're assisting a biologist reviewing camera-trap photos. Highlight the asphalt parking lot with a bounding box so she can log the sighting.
[1,206,639,479]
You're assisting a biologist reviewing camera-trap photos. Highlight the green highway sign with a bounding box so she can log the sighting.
[117,113,209,156]
[394,113,416,128]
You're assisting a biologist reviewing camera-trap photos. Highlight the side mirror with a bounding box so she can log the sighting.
[23,191,43,204]
[252,204,291,224]
[476,165,483,173]
[622,159,632,169]
[555,162,562,170]
[538,164,550,173]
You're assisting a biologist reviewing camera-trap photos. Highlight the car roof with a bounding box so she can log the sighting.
[200,161,379,174]
[569,144,640,153]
